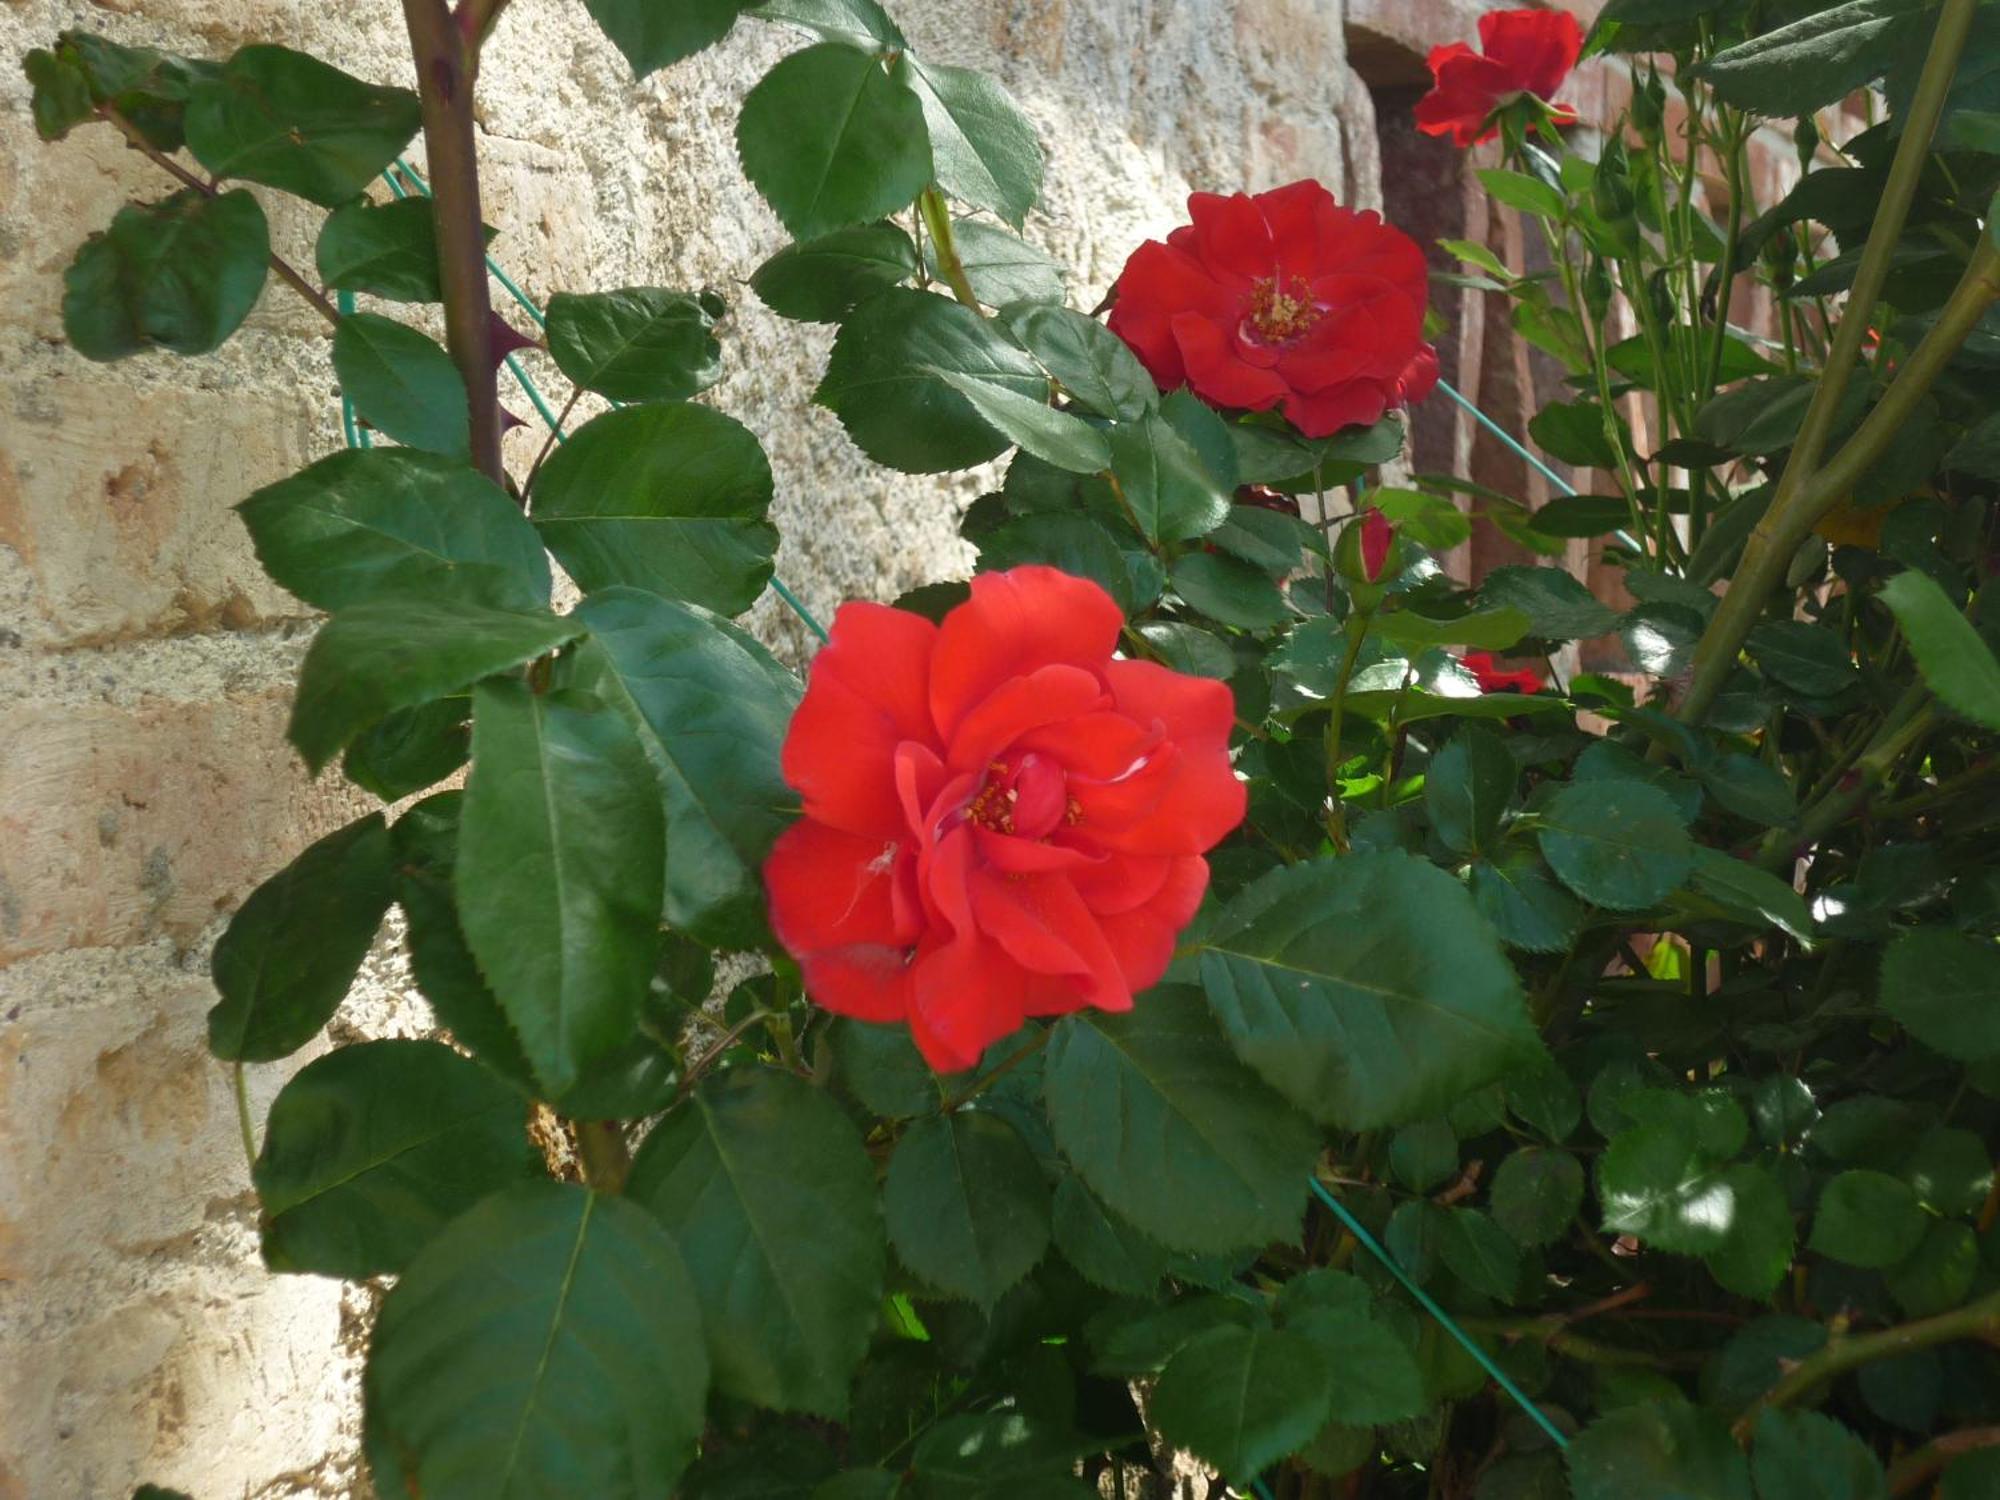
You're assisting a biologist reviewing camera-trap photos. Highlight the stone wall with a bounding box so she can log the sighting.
[0,0,1398,1494]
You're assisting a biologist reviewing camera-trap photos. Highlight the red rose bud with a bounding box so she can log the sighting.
[763,567,1247,1073]
[1360,507,1395,582]
[1414,7,1581,149]
[1462,651,1544,695]
[1107,179,1437,439]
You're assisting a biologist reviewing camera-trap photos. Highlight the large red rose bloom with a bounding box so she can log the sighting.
[764,567,1246,1072]
[1106,179,1438,440]
[1414,7,1582,149]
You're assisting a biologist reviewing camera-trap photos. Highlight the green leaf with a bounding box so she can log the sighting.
[1538,780,1694,911]
[928,218,1065,307]
[207,814,393,1060]
[1425,726,1515,858]
[367,1182,708,1500]
[545,287,721,403]
[332,312,469,457]
[254,1039,539,1278]
[1373,606,1531,652]
[1529,400,1620,469]
[749,0,905,47]
[1172,551,1289,630]
[1440,1208,1521,1300]
[1879,926,2000,1061]
[185,44,421,207]
[27,31,220,149]
[1490,1148,1583,1248]
[1211,508,1318,575]
[457,682,663,1099]
[1902,1127,1995,1216]
[24,45,93,143]
[288,599,582,773]
[1599,1123,1737,1254]
[1942,1452,2000,1500]
[1529,493,1635,539]
[1809,1169,1929,1268]
[569,588,800,948]
[1683,848,1813,941]
[1150,1324,1332,1482]
[1470,853,1585,954]
[1567,1398,1752,1500]
[936,371,1109,473]
[1201,852,1541,1129]
[1280,1308,1426,1426]
[1477,168,1566,221]
[998,303,1155,420]
[1749,620,1856,697]
[1884,1219,1978,1318]
[816,289,1045,472]
[628,1067,885,1415]
[62,189,268,361]
[582,0,754,74]
[897,56,1043,225]
[1109,410,1231,544]
[344,698,470,800]
[1389,1118,1459,1192]
[531,402,777,614]
[736,43,931,240]
[315,198,470,303]
[1478,565,1621,640]
[1699,753,1798,827]
[238,449,548,612]
[1050,1174,1171,1295]
[886,1110,1051,1308]
[1751,1410,1888,1500]
[978,513,1159,616]
[907,1411,1098,1497]
[1878,570,2000,729]
[750,223,918,322]
[1043,987,1316,1254]
[1703,1164,1797,1299]
[828,1017,937,1117]
[1698,0,1916,116]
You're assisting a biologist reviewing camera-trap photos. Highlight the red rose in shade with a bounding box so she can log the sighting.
[1462,651,1544,695]
[764,567,1247,1071]
[1415,8,1582,149]
[1107,179,1438,439]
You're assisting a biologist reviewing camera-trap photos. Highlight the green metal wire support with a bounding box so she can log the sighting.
[1435,376,1577,498]
[335,290,370,448]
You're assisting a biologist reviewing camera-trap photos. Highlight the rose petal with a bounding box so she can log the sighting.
[946,663,1108,773]
[929,567,1124,743]
[1172,312,1290,412]
[1186,190,1276,284]
[1479,7,1582,99]
[764,817,908,953]
[784,601,939,836]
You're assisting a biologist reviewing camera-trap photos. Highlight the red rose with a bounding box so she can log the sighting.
[1414,8,1582,149]
[1360,507,1396,582]
[764,566,1247,1071]
[1107,179,1438,440]
[1462,651,1544,695]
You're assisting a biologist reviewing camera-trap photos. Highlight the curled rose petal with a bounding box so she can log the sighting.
[1414,7,1582,148]
[764,566,1247,1071]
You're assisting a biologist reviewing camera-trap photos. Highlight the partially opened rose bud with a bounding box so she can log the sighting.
[1334,505,1397,593]
[1360,506,1396,582]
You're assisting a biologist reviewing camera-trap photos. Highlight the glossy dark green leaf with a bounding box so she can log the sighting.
[1698,0,1913,116]
[750,223,918,322]
[1568,1398,1751,1500]
[1702,1164,1796,1299]
[828,1018,940,1118]
[886,1110,1051,1308]
[1699,753,1798,826]
[1172,551,1288,630]
[288,599,582,773]
[1879,926,2000,1061]
[207,813,393,1060]
[569,588,801,946]
[1086,1294,1263,1377]
[928,219,1065,306]
[1426,726,1515,857]
[546,287,722,403]
[1538,780,1694,910]
[977,513,1160,616]
[1490,1148,1584,1248]
[1388,1119,1458,1193]
[185,45,421,206]
[998,303,1155,420]
[898,55,1042,225]
[1884,1219,1978,1317]
[1878,570,2000,730]
[1809,1169,1928,1268]
[1749,620,1856,697]
[1043,987,1316,1254]
[27,30,220,149]
[1903,1127,1995,1216]
[1109,410,1231,544]
[628,1067,885,1415]
[343,698,470,801]
[367,1182,707,1500]
[1135,620,1235,678]
[531,403,777,614]
[1050,1173,1171,1296]
[253,1039,538,1278]
[62,189,268,361]
[749,0,905,46]
[907,1411,1097,1497]
[23,45,93,143]
[315,198,471,303]
[582,0,755,73]
[937,371,1109,473]
[1469,853,1585,953]
[456,682,664,1099]
[1529,400,1620,469]
[1750,1410,1887,1500]
[817,288,1045,472]
[1682,849,1813,941]
[1440,1208,1521,1300]
[332,312,469,457]
[238,449,548,612]
[1202,852,1541,1129]
[1151,1324,1332,1482]
[736,43,931,240]
[1477,565,1621,640]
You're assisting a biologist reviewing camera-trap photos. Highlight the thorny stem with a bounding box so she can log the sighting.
[918,186,983,313]
[1758,687,1936,866]
[676,1008,779,1103]
[95,105,342,329]
[1732,1287,2000,1439]
[402,0,506,483]
[1321,609,1375,852]
[1887,1426,2000,1495]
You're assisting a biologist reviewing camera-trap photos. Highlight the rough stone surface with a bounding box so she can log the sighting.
[0,0,1393,1494]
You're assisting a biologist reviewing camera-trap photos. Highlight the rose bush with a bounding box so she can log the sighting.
[21,0,2000,1496]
